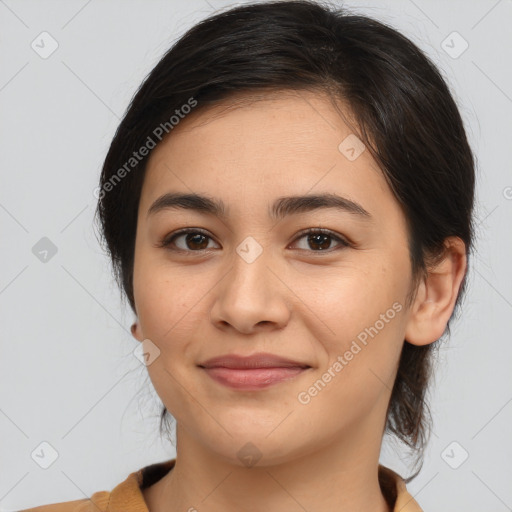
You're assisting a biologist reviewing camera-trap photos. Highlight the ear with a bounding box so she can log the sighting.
[404,236,467,346]
[131,320,145,342]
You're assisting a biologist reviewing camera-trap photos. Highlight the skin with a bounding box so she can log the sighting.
[131,89,467,512]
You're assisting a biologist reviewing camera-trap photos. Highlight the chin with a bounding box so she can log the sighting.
[198,427,309,469]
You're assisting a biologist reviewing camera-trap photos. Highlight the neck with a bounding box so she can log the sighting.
[145,420,391,512]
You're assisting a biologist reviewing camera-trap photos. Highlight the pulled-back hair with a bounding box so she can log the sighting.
[95,0,475,477]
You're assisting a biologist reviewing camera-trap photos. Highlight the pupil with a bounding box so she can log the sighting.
[187,233,208,250]
[309,233,330,250]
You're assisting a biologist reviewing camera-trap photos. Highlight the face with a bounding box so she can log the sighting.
[131,90,417,467]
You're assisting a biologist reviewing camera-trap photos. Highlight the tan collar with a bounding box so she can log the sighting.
[107,459,423,512]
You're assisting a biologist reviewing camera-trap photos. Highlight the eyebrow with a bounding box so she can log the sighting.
[147,192,372,221]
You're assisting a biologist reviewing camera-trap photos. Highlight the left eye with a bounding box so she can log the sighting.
[159,228,349,253]
[291,228,349,252]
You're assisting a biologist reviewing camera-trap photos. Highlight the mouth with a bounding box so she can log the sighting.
[197,352,312,390]
[199,366,311,390]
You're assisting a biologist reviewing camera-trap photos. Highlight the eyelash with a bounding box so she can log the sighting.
[158,227,350,254]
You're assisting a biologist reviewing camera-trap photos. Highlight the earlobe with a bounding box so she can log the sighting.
[131,321,144,342]
[404,237,467,346]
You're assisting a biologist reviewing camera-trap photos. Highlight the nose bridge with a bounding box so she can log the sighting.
[228,236,276,303]
[211,236,290,331]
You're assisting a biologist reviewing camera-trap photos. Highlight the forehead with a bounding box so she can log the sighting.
[155,89,358,156]
[140,89,394,218]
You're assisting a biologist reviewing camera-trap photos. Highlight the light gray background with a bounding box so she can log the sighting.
[1,0,511,510]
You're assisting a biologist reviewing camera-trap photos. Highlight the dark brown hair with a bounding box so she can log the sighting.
[95,0,475,478]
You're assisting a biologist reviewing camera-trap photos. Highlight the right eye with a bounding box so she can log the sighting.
[158,228,220,253]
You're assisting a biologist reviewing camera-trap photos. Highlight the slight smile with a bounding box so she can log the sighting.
[198,352,312,390]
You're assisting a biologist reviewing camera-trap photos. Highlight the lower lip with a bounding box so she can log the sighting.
[201,367,309,389]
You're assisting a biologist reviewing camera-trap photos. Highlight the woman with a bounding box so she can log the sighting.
[21,0,475,510]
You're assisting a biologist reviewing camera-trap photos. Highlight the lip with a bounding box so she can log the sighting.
[198,352,310,369]
[202,367,309,389]
[198,352,311,390]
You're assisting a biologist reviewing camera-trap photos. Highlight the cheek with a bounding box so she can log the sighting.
[133,252,203,338]
[137,286,204,347]
[301,258,406,332]
[307,259,408,384]
[133,263,209,415]
[297,295,405,431]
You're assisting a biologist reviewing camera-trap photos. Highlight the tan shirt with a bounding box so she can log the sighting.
[19,459,423,511]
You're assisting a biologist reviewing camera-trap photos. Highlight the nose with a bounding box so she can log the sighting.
[209,247,291,334]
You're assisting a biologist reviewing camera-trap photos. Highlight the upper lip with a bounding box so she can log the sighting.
[199,352,311,369]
